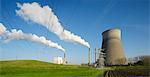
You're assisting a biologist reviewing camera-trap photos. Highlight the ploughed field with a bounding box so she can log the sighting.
[105,66,150,77]
[0,60,104,77]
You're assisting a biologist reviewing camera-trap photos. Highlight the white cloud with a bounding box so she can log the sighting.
[16,2,90,48]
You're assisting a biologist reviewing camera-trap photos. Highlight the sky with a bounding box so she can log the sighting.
[0,0,149,64]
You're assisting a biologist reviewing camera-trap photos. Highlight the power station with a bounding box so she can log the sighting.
[53,28,126,66]
[100,28,126,66]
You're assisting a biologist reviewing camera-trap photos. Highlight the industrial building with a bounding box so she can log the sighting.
[53,57,64,64]
[99,29,126,66]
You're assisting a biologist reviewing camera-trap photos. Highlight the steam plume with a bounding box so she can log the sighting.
[16,2,90,48]
[0,23,6,35]
[0,23,65,52]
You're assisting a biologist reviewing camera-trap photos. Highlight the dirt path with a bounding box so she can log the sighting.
[104,69,150,77]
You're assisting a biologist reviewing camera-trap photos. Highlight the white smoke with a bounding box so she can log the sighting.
[0,23,6,35]
[16,2,90,48]
[0,23,65,52]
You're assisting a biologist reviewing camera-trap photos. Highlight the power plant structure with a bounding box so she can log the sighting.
[88,48,91,65]
[100,28,126,66]
[53,52,67,64]
[63,52,67,64]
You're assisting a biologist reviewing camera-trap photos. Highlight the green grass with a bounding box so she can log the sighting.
[0,60,104,77]
[108,65,150,70]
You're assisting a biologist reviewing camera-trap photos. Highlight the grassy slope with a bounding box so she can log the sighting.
[0,60,104,77]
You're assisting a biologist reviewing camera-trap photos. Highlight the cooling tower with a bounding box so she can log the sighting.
[101,29,126,65]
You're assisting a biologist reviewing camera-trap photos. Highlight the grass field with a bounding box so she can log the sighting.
[0,60,104,77]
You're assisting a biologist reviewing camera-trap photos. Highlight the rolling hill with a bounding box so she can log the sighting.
[0,60,103,77]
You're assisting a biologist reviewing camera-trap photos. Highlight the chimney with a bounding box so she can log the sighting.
[88,48,90,65]
[95,48,97,63]
[63,52,66,64]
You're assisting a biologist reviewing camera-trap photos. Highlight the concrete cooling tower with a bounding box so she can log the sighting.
[101,29,126,65]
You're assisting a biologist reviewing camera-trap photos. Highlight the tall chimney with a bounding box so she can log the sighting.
[64,52,66,64]
[88,48,90,65]
[95,48,97,63]
[101,29,126,65]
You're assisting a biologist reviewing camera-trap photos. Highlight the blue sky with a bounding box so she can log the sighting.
[0,0,149,64]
